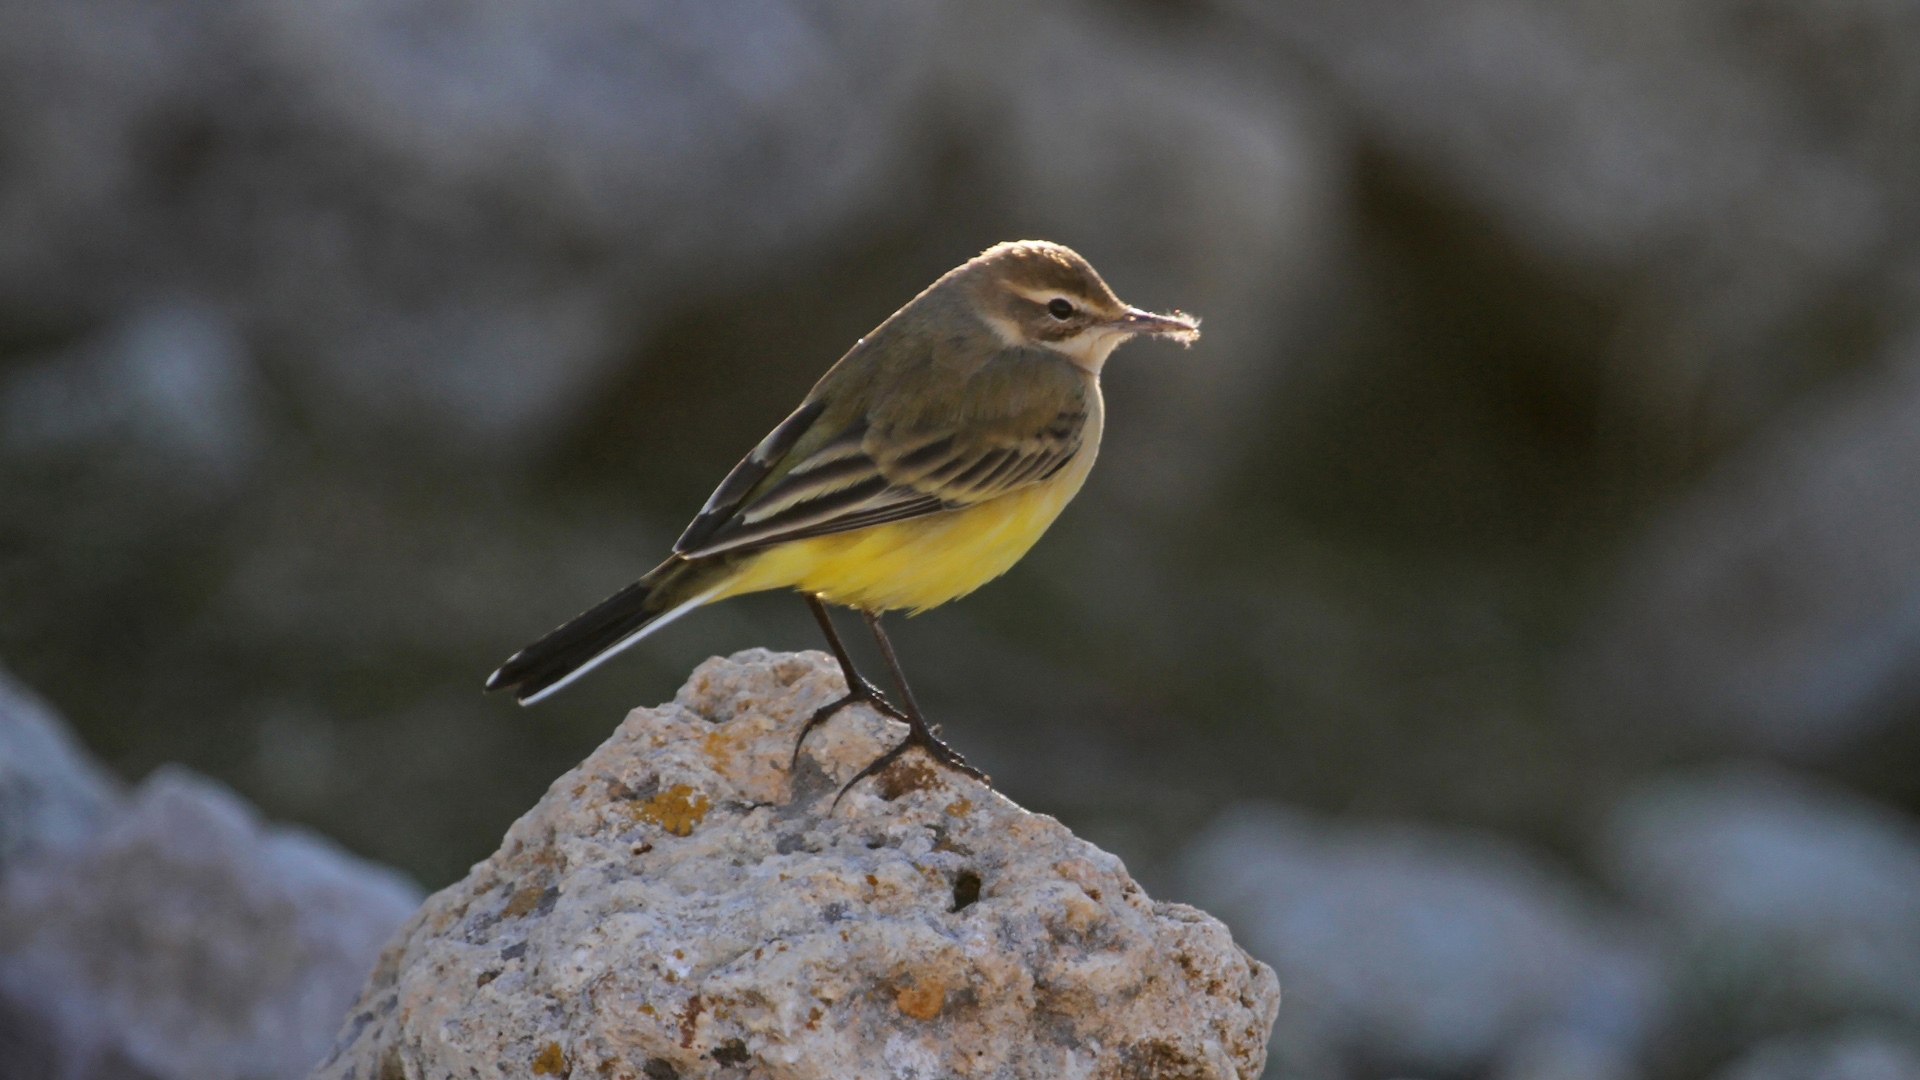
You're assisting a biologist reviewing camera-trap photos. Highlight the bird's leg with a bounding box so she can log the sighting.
[833,610,987,809]
[792,594,907,770]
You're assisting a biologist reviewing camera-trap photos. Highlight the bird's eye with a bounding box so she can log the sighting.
[1047,298,1074,320]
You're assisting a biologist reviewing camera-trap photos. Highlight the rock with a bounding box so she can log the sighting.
[0,0,940,449]
[309,649,1278,1080]
[1718,1029,1920,1080]
[0,765,423,1080]
[1177,802,1657,1080]
[0,0,1321,464]
[1600,768,1920,1030]
[0,299,262,491]
[1566,349,1920,758]
[0,664,121,874]
[1230,0,1889,447]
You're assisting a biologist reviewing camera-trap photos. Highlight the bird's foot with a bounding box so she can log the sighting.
[790,676,908,771]
[830,714,988,812]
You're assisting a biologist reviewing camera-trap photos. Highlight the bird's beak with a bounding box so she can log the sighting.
[1109,306,1201,345]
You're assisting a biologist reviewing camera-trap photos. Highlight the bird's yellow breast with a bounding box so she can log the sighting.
[714,427,1099,614]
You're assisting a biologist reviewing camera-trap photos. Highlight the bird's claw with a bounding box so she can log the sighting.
[789,677,907,771]
[829,717,987,812]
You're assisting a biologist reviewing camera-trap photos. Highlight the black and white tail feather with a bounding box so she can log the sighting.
[483,566,724,705]
[483,400,833,706]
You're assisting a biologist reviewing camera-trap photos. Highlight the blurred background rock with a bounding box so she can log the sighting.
[3,0,1919,1077]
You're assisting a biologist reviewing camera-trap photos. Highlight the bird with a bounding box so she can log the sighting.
[486,240,1199,802]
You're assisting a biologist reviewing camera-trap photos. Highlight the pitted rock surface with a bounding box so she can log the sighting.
[309,649,1278,1080]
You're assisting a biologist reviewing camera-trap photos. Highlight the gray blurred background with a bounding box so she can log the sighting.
[5,0,1920,1077]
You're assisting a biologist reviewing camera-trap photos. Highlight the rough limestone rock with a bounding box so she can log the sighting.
[0,766,424,1080]
[310,649,1279,1080]
[1177,803,1658,1080]
[0,664,120,873]
[1718,1029,1920,1080]
[1601,768,1920,1028]
[1570,349,1920,758]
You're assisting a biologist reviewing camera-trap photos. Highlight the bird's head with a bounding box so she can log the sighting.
[959,241,1200,373]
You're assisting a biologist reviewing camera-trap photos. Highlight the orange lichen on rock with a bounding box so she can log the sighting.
[630,784,709,837]
[500,884,548,918]
[895,981,945,1020]
[531,1042,566,1075]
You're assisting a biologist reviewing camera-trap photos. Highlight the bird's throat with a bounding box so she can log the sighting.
[1050,329,1130,375]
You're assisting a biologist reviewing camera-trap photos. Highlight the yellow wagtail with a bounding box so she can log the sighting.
[486,240,1199,798]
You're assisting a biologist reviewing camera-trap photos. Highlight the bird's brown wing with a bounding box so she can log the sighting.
[674,354,1090,559]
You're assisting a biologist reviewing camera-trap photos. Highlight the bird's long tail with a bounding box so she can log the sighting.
[485,556,736,705]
